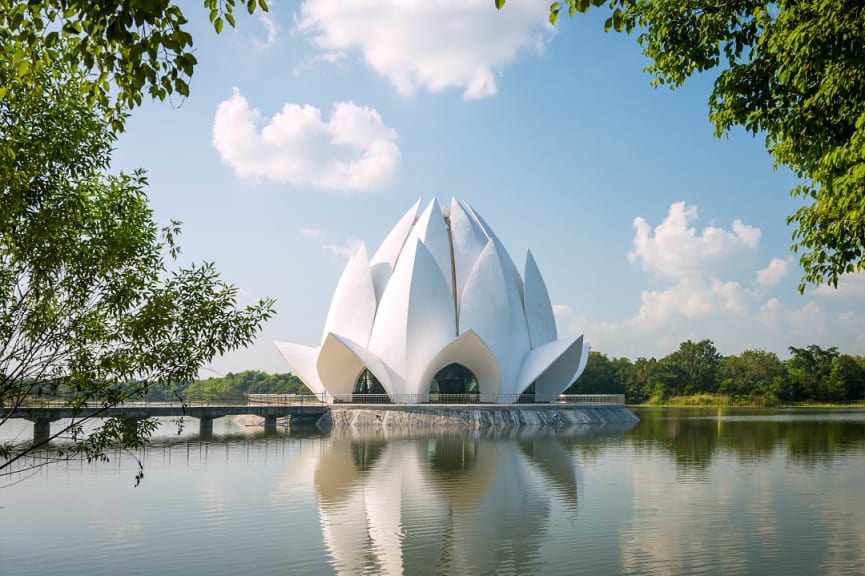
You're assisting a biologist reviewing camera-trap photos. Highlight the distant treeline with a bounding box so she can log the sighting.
[566,340,865,405]
[147,371,310,401]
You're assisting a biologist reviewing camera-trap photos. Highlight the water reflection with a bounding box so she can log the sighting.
[293,426,631,576]
[629,408,865,470]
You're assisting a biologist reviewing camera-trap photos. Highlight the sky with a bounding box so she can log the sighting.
[112,0,865,377]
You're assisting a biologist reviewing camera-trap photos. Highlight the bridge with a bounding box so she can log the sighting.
[11,398,329,442]
[7,393,625,442]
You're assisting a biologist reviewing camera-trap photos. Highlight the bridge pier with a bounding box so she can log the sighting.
[33,419,52,444]
[263,415,278,432]
[199,417,214,438]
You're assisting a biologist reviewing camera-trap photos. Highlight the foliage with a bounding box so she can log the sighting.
[568,340,865,405]
[498,0,865,290]
[0,46,275,475]
[148,371,310,402]
[0,0,268,126]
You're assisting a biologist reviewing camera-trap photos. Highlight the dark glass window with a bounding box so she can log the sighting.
[430,363,479,402]
[354,369,386,395]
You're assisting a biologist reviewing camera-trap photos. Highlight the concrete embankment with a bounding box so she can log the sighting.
[317,404,638,430]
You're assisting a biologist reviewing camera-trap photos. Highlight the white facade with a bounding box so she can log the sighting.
[275,198,589,403]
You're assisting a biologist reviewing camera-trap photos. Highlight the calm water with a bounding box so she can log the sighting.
[2,408,865,575]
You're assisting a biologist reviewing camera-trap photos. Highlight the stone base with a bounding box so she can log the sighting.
[317,404,638,430]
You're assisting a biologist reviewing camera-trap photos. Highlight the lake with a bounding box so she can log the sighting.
[2,407,864,575]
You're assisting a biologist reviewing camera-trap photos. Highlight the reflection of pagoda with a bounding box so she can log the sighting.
[280,433,582,575]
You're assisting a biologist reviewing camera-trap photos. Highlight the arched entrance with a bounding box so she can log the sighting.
[429,363,479,403]
[353,369,389,403]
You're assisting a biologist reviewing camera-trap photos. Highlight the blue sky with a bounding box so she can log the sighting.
[113,0,865,377]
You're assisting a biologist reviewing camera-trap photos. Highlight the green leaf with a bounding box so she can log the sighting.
[495,0,506,9]
[214,17,223,34]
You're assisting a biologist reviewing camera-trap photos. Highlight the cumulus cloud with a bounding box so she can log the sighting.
[629,202,760,279]
[560,202,864,358]
[635,278,747,325]
[755,257,791,287]
[212,88,400,191]
[295,0,551,99]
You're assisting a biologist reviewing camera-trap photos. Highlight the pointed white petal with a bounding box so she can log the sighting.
[460,199,524,301]
[273,341,325,397]
[418,329,502,402]
[523,250,557,348]
[516,335,583,399]
[322,244,377,347]
[402,198,454,298]
[368,239,454,401]
[459,240,530,400]
[318,332,398,399]
[370,198,422,302]
[522,335,587,402]
[449,198,487,311]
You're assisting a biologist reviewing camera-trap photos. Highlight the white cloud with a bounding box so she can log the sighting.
[295,0,551,99]
[212,88,400,191]
[813,271,865,298]
[253,10,279,48]
[629,202,760,279]
[635,277,747,325]
[301,228,323,238]
[322,239,365,259]
[755,257,791,287]
[552,304,574,318]
[560,202,864,358]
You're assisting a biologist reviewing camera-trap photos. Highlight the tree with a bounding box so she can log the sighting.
[0,0,268,125]
[501,0,865,291]
[785,345,839,401]
[719,349,786,399]
[665,339,721,395]
[0,44,275,476]
[567,351,623,394]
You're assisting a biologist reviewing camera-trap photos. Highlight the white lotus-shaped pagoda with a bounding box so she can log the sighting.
[276,198,588,403]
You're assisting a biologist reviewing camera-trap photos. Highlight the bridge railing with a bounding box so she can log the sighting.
[15,393,625,410]
[246,394,325,406]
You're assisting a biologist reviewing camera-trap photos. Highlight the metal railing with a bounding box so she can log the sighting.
[246,394,324,406]
[17,393,626,410]
[319,393,626,405]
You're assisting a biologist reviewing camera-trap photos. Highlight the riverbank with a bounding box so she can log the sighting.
[633,393,865,408]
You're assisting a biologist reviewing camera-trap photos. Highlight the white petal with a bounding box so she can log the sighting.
[401,198,454,299]
[368,239,454,400]
[449,198,488,311]
[322,244,377,346]
[418,329,502,402]
[519,335,586,401]
[318,332,398,399]
[523,250,557,348]
[369,198,422,302]
[273,341,325,397]
[459,240,530,399]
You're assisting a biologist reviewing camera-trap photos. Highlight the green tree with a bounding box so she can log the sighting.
[665,339,721,395]
[504,0,865,290]
[824,355,865,403]
[719,349,787,400]
[785,344,839,401]
[0,45,275,475]
[567,351,623,394]
[0,0,268,124]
